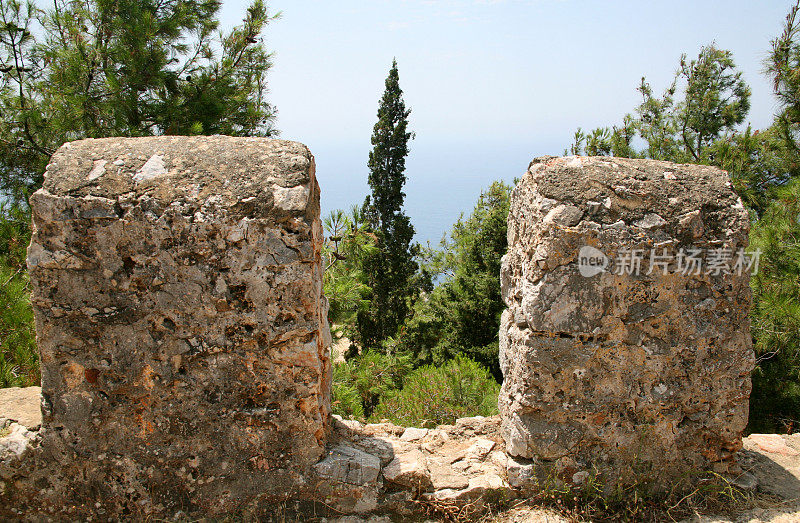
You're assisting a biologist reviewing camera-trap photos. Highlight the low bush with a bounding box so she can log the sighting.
[370,354,499,426]
[330,350,412,420]
[0,206,37,387]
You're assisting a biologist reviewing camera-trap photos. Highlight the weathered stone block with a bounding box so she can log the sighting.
[27,136,331,513]
[499,156,754,488]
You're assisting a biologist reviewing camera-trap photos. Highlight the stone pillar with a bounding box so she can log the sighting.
[27,137,331,513]
[499,156,754,489]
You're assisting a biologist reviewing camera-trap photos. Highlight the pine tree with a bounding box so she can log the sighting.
[767,0,800,157]
[356,59,419,350]
[566,44,751,164]
[0,0,278,204]
[400,181,512,381]
[749,179,800,432]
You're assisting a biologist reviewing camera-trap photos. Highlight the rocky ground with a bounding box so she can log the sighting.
[2,386,799,521]
[316,414,800,522]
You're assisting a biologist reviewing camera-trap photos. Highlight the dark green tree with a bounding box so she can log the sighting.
[356,59,419,350]
[0,0,278,204]
[567,44,751,165]
[706,126,792,216]
[748,179,800,433]
[0,204,36,387]
[744,0,800,432]
[767,0,800,158]
[677,45,751,161]
[400,181,512,381]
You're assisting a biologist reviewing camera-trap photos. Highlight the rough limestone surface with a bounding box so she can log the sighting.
[316,415,510,515]
[2,384,800,521]
[15,136,331,517]
[0,386,42,430]
[499,156,754,489]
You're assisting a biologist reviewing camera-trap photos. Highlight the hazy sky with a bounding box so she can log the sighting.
[220,1,794,243]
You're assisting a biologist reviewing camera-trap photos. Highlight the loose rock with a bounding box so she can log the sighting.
[315,444,382,486]
[0,386,42,430]
[382,449,432,490]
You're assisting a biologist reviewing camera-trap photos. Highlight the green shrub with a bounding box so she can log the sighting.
[371,355,499,426]
[749,179,800,432]
[331,361,365,420]
[330,350,412,420]
[0,205,38,388]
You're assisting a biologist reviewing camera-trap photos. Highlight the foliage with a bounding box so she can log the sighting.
[567,118,636,158]
[356,59,421,350]
[565,44,776,214]
[0,0,278,204]
[676,45,751,161]
[0,203,28,270]
[330,349,412,420]
[399,181,512,381]
[0,0,278,389]
[0,204,36,387]
[766,0,800,159]
[370,355,499,426]
[0,0,42,203]
[567,44,750,164]
[322,206,377,341]
[330,360,365,420]
[706,125,793,216]
[748,179,800,433]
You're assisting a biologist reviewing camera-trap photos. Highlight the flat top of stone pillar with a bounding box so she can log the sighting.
[525,155,745,220]
[41,136,316,218]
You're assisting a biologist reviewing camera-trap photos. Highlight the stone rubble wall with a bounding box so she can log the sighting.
[0,150,766,519]
[499,156,754,489]
[313,415,510,515]
[5,394,800,521]
[19,136,331,516]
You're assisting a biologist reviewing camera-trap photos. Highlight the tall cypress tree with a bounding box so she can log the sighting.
[356,59,419,350]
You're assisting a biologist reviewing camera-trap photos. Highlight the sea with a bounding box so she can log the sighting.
[313,139,557,247]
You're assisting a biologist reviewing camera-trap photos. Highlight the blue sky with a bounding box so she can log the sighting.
[221,1,793,244]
